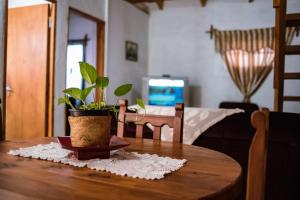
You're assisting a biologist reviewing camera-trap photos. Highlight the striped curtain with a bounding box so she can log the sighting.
[213,27,296,102]
[224,48,274,102]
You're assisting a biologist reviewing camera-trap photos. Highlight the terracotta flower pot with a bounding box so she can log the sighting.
[68,110,112,147]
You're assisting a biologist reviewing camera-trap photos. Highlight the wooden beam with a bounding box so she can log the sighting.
[283,96,300,101]
[286,13,300,27]
[134,3,149,14]
[125,0,161,13]
[126,0,159,4]
[273,0,280,8]
[284,73,300,79]
[285,45,300,55]
[155,0,164,10]
[200,0,207,7]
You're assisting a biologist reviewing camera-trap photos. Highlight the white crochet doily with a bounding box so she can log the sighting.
[8,143,187,180]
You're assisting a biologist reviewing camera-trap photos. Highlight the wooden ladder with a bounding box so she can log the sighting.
[273,0,300,112]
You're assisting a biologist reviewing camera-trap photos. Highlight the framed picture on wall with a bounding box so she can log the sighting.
[125,41,138,62]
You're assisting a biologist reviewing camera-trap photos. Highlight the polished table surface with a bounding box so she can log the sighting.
[0,137,242,200]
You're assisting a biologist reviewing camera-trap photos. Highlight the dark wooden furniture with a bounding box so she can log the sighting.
[246,108,269,200]
[117,99,184,143]
[0,137,241,200]
[193,111,300,200]
[219,101,259,113]
[112,104,300,200]
[273,0,300,111]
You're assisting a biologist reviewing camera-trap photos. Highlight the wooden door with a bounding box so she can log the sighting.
[6,4,50,140]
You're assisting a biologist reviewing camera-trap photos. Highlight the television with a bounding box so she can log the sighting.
[142,76,189,106]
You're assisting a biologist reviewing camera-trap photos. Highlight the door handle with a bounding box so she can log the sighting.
[6,85,13,96]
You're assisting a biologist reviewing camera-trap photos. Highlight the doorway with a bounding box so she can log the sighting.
[4,0,56,140]
[65,8,105,135]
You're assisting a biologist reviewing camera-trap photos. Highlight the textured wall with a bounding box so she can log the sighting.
[148,0,300,112]
[106,0,149,105]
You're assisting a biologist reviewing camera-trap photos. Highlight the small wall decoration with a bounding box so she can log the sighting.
[125,41,138,62]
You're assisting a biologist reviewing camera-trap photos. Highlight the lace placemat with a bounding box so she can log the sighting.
[8,143,187,180]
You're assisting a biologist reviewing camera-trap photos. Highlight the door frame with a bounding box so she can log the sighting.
[65,8,105,134]
[68,7,105,78]
[2,0,57,140]
[1,0,8,140]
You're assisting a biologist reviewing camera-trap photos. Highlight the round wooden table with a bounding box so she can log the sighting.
[0,137,242,200]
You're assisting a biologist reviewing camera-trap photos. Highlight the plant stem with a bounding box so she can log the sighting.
[69,101,76,110]
[98,88,103,110]
[102,89,106,104]
[92,90,96,104]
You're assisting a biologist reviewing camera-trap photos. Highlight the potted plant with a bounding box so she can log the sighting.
[58,61,144,148]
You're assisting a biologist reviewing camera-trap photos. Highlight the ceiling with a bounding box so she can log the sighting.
[125,0,255,14]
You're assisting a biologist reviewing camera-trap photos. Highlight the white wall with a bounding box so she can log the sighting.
[8,0,49,8]
[54,0,107,136]
[106,0,149,105]
[148,0,300,112]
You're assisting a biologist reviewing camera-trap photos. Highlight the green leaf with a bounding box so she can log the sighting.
[100,101,106,107]
[65,96,71,105]
[88,102,96,110]
[96,77,109,89]
[63,88,82,100]
[58,97,65,105]
[79,61,97,84]
[114,84,132,97]
[80,86,93,101]
[79,104,88,110]
[136,98,145,109]
[65,96,75,110]
[111,106,119,119]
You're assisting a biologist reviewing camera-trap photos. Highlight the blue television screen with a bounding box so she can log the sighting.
[148,79,184,106]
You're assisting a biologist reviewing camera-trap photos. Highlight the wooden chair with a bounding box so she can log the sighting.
[117,99,184,143]
[246,108,269,200]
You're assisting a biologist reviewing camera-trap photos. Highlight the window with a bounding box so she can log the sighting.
[66,44,84,89]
